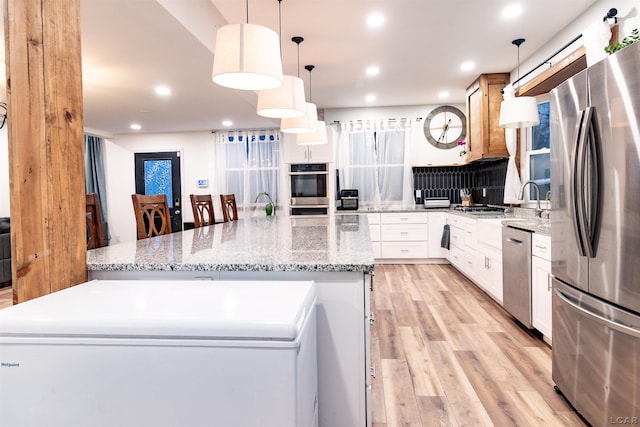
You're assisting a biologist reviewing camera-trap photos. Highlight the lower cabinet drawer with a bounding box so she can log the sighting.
[380,241,429,259]
[371,242,382,259]
[381,224,428,242]
[369,224,381,242]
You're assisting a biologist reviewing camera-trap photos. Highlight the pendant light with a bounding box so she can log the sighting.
[499,39,540,128]
[256,0,306,118]
[296,65,328,145]
[281,37,318,134]
[212,0,284,91]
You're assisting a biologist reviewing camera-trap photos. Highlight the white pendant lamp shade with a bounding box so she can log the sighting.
[212,23,284,91]
[499,96,540,128]
[296,121,328,145]
[281,102,317,133]
[257,75,306,118]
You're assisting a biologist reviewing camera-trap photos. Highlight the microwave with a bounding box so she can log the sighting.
[337,189,358,210]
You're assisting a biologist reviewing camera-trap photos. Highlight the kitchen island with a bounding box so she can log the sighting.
[87,215,374,427]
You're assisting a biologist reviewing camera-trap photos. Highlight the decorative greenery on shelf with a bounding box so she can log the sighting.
[457,140,467,157]
[605,28,639,54]
[255,191,275,216]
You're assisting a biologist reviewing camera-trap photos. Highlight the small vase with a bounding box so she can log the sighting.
[265,203,274,216]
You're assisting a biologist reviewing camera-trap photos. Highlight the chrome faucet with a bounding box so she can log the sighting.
[520,180,542,217]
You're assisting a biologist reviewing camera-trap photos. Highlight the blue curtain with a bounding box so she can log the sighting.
[84,135,110,243]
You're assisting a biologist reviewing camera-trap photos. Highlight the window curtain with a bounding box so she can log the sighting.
[84,134,110,242]
[213,129,282,218]
[503,127,522,204]
[335,119,414,209]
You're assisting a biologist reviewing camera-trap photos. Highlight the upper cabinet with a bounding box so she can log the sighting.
[282,127,333,164]
[465,73,510,163]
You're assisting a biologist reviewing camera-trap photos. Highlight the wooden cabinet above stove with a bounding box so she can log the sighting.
[465,73,510,163]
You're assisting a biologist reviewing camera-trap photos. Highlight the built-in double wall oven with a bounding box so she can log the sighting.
[289,163,329,216]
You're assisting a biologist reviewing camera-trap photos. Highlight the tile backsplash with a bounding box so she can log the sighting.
[413,158,508,205]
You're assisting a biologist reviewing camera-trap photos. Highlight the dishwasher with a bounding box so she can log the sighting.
[502,226,533,328]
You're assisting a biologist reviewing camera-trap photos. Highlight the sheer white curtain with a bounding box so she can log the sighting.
[376,120,414,207]
[213,129,282,218]
[335,119,414,209]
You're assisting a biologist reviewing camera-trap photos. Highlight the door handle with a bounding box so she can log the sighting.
[555,288,640,339]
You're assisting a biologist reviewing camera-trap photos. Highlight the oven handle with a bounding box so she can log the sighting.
[289,171,329,176]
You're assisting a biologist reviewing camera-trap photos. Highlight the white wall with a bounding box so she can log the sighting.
[104,131,215,243]
[324,104,468,167]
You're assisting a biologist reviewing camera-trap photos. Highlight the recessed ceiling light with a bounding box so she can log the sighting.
[130,124,142,130]
[366,65,380,77]
[222,120,233,127]
[365,94,376,102]
[460,61,475,71]
[154,86,171,96]
[501,4,523,20]
[438,91,449,99]
[366,12,385,28]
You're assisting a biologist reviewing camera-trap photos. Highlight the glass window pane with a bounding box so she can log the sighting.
[532,102,550,150]
[530,152,550,200]
[143,159,173,207]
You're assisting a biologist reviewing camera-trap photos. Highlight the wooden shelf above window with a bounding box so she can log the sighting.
[517,47,587,97]
[517,26,618,97]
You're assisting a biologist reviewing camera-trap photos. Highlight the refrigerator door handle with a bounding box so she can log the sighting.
[555,288,640,339]
[584,106,602,258]
[572,109,588,256]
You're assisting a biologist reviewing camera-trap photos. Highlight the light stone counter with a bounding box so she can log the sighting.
[87,215,374,274]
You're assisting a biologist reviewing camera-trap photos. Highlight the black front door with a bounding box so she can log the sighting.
[134,152,182,232]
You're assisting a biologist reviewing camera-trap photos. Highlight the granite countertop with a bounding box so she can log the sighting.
[87,215,375,273]
[336,204,551,235]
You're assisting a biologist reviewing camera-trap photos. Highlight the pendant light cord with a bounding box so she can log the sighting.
[512,38,525,95]
[246,0,249,24]
[277,0,283,56]
[305,65,315,103]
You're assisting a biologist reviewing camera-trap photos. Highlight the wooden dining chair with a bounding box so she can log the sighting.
[190,194,215,228]
[86,193,106,249]
[220,194,239,222]
[131,194,172,240]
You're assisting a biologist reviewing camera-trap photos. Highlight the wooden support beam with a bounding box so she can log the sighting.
[5,0,86,303]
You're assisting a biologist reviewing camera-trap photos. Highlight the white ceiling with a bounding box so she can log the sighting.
[77,0,599,135]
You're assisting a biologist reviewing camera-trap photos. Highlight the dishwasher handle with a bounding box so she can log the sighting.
[505,237,524,245]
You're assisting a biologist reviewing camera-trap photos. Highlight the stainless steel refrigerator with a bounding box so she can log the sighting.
[550,41,640,426]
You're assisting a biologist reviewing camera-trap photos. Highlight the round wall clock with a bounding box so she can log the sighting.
[423,105,467,149]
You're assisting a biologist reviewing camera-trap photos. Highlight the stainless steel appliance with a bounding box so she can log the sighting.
[550,41,640,425]
[423,197,450,209]
[289,163,329,216]
[502,226,533,328]
[336,189,358,210]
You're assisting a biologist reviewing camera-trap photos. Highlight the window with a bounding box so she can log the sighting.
[214,131,281,211]
[345,128,405,204]
[524,99,550,203]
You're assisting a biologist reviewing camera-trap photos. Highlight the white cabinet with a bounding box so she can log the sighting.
[379,213,428,260]
[476,218,504,304]
[367,213,382,259]
[283,130,333,164]
[427,212,447,259]
[532,233,552,343]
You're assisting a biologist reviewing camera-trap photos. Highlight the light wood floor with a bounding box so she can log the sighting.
[0,265,585,426]
[0,285,12,309]
[371,264,584,427]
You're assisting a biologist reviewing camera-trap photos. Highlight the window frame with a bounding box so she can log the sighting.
[520,94,551,209]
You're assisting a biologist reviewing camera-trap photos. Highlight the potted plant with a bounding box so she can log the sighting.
[255,192,275,216]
